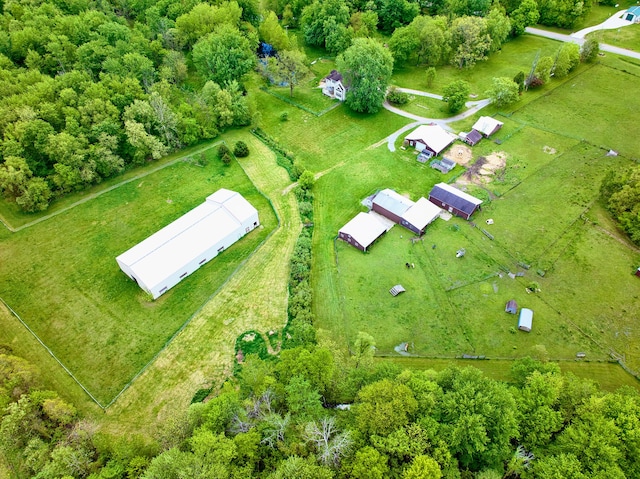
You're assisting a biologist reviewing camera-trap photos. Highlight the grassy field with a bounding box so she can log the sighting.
[280,38,640,383]
[377,357,640,391]
[0,141,222,230]
[510,63,640,159]
[0,145,278,406]
[102,130,301,436]
[588,23,640,51]
[391,35,563,96]
[389,94,451,119]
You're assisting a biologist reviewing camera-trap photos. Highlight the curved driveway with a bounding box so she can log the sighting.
[525,27,640,60]
[382,88,492,151]
[572,10,633,39]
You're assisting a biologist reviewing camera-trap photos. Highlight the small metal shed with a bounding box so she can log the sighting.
[505,300,518,314]
[518,308,533,332]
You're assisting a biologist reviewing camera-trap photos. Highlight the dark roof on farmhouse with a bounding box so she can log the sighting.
[326,70,343,81]
[429,183,482,216]
[466,130,483,144]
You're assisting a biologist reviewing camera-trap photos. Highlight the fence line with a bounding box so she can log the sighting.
[0,142,222,233]
[104,150,283,409]
[0,297,107,410]
[259,87,342,117]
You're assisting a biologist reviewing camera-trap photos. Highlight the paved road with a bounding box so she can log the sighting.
[381,95,492,152]
[525,27,640,60]
[572,10,632,39]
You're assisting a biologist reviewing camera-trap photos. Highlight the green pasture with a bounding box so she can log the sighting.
[256,89,410,172]
[265,37,640,382]
[588,23,640,52]
[0,148,277,405]
[391,35,562,96]
[510,63,640,159]
[377,357,640,391]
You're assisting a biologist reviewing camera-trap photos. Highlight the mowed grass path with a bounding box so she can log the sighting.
[101,132,300,435]
[0,144,278,405]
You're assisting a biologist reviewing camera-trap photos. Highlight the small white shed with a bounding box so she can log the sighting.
[116,189,259,299]
[518,308,533,332]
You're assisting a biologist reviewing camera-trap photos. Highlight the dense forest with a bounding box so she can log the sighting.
[2,344,640,478]
[0,0,593,212]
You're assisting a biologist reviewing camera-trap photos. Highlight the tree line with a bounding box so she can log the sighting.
[2,342,640,478]
[0,0,597,212]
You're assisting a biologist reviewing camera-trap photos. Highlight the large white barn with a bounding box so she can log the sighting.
[116,189,259,299]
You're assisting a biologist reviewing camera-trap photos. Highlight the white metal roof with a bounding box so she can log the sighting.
[117,189,257,290]
[434,182,483,206]
[405,124,455,154]
[472,116,504,136]
[209,189,257,223]
[340,212,387,249]
[401,197,441,230]
[518,308,533,330]
[373,189,415,217]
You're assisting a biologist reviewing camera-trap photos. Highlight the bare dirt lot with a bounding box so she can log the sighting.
[457,151,507,185]
[447,144,473,166]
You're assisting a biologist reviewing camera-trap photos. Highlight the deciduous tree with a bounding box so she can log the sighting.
[450,16,491,68]
[354,378,418,436]
[192,26,256,86]
[442,80,470,113]
[486,77,519,107]
[268,49,310,97]
[336,38,394,114]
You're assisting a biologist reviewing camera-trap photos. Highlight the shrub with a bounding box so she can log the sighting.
[386,87,409,105]
[233,141,249,157]
[217,144,230,159]
[425,67,436,87]
[222,153,232,166]
[298,201,313,222]
[191,387,213,404]
[280,111,289,121]
[298,170,315,190]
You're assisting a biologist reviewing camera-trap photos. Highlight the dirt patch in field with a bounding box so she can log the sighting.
[543,145,557,154]
[447,144,473,166]
[458,152,507,185]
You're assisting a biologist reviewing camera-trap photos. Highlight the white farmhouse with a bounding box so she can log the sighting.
[322,70,348,101]
[116,189,259,299]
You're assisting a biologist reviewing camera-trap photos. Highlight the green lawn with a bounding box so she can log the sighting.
[588,23,640,52]
[389,94,451,119]
[0,148,278,405]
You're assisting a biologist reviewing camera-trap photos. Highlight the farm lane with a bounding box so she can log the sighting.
[525,27,640,60]
[379,91,492,151]
[571,9,633,38]
[281,160,347,195]
[393,88,443,100]
[102,133,301,435]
